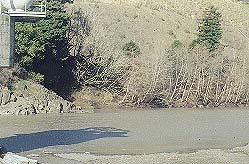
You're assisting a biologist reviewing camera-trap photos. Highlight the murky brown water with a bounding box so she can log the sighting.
[0,108,249,155]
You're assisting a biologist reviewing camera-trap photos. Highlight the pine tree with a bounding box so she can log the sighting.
[194,6,223,53]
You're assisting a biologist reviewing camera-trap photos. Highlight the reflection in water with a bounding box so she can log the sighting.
[0,127,129,153]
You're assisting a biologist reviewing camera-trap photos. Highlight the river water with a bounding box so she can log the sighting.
[0,108,249,155]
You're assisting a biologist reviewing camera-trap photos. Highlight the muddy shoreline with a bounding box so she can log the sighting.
[1,108,249,163]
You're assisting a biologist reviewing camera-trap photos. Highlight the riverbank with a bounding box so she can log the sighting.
[8,144,249,164]
[8,142,249,164]
[0,68,87,116]
[52,144,249,164]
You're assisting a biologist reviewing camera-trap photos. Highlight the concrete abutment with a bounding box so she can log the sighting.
[0,14,15,67]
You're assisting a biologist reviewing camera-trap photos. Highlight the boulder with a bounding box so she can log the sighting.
[0,146,7,159]
[1,88,11,105]
[1,153,38,164]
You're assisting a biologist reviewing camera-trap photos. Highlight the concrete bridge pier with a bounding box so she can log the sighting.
[0,14,15,67]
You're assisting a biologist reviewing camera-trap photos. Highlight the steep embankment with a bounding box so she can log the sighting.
[67,0,249,108]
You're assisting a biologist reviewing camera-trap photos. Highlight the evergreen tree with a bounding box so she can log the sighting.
[192,6,223,53]
[15,0,75,97]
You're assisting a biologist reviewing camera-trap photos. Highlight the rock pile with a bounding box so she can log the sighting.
[0,152,38,164]
[0,81,83,116]
[0,146,7,159]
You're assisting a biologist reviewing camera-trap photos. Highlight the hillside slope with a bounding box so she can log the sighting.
[71,0,249,58]
[68,0,249,108]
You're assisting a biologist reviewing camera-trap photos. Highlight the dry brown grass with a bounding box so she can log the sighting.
[120,46,249,107]
[67,0,249,108]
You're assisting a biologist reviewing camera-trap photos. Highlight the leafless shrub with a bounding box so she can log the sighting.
[67,2,249,108]
[121,44,249,108]
[68,7,129,92]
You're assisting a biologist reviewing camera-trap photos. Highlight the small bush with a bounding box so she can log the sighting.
[171,40,183,49]
[28,72,44,84]
[122,40,141,58]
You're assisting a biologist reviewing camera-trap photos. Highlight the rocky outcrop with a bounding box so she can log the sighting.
[0,146,7,159]
[0,152,38,164]
[0,81,84,116]
[0,87,12,106]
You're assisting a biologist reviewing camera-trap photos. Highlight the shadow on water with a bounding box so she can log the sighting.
[0,127,129,153]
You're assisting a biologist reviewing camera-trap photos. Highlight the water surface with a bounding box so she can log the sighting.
[0,108,249,155]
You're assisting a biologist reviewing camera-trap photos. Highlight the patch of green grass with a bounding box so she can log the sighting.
[171,40,183,49]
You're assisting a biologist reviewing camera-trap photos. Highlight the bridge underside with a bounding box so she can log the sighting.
[7,11,46,22]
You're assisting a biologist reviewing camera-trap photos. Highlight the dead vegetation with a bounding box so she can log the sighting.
[66,0,249,108]
[121,46,249,107]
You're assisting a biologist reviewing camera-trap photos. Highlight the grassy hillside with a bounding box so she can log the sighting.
[71,0,249,57]
[67,0,249,108]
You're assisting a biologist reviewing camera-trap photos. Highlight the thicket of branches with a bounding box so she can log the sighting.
[68,5,249,107]
[14,3,249,107]
[120,46,249,107]
[68,8,131,93]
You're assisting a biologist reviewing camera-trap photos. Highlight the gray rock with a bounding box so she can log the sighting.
[15,105,36,116]
[76,106,83,111]
[1,88,11,105]
[0,82,83,115]
[1,153,38,164]
[37,104,44,112]
[0,146,7,159]
[10,94,17,103]
[27,154,40,158]
[0,91,3,105]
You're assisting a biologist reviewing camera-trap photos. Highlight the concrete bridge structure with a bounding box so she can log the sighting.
[0,0,46,67]
[0,14,14,67]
